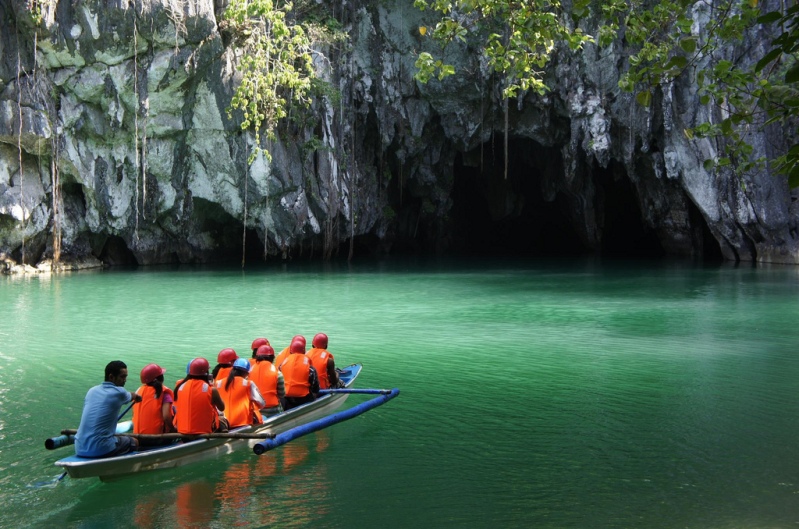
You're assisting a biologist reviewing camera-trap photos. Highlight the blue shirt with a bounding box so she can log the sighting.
[74,382,131,457]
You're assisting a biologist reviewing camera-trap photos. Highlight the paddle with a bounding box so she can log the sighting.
[34,399,136,487]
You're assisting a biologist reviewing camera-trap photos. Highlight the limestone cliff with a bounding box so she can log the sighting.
[1,0,797,271]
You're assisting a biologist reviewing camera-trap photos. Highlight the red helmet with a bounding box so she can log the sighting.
[312,333,328,349]
[188,358,210,376]
[292,335,306,347]
[290,339,306,354]
[256,345,275,358]
[140,363,166,384]
[251,338,270,350]
[217,348,238,365]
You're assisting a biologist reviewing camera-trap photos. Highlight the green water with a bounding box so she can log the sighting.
[2,258,799,528]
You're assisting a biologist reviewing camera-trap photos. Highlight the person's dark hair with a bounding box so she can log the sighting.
[148,374,165,399]
[252,349,258,359]
[211,363,230,380]
[105,360,127,381]
[225,367,247,391]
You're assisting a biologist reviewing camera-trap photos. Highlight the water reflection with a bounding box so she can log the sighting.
[123,431,333,527]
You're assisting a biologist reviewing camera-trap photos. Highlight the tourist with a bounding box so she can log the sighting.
[274,335,305,370]
[306,333,342,390]
[174,358,228,434]
[216,358,265,428]
[212,348,238,382]
[279,340,319,410]
[75,360,142,458]
[133,363,176,446]
[249,344,285,417]
[249,337,270,367]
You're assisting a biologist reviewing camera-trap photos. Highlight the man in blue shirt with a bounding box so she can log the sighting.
[75,361,142,458]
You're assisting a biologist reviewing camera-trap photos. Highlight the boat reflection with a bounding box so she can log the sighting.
[128,431,333,527]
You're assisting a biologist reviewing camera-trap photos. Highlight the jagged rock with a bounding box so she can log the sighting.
[0,0,797,269]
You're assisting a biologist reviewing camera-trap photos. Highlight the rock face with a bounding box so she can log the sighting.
[0,0,797,270]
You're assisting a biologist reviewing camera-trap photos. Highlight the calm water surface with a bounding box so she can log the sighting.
[1,257,799,528]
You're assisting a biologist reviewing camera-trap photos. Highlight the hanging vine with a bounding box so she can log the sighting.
[133,18,142,243]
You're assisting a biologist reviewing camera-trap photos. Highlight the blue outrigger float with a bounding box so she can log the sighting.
[50,364,399,482]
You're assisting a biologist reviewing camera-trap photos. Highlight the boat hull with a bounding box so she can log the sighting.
[55,364,361,481]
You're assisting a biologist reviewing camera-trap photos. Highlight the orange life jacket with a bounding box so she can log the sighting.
[250,360,280,408]
[133,384,174,434]
[216,377,262,428]
[274,346,291,371]
[307,347,335,390]
[281,353,311,398]
[174,379,219,434]
[214,366,232,383]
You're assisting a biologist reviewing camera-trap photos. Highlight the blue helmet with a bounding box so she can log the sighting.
[233,358,251,372]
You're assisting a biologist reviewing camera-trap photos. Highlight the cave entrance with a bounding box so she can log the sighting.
[98,235,138,266]
[448,137,708,260]
[594,161,665,259]
[193,198,265,264]
[449,137,587,257]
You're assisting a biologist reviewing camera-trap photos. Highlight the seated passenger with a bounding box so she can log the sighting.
[216,358,265,428]
[133,363,176,446]
[306,333,343,390]
[249,345,285,417]
[212,348,238,383]
[274,335,305,370]
[279,340,320,410]
[174,358,227,435]
[249,337,270,367]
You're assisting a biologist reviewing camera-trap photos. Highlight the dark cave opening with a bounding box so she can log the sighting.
[98,235,138,265]
[193,198,264,264]
[594,161,665,259]
[449,138,588,257]
[447,137,685,259]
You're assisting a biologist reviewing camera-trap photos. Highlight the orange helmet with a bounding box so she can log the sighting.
[312,333,328,349]
[251,338,270,350]
[140,363,166,384]
[188,358,210,376]
[256,345,275,358]
[217,348,238,365]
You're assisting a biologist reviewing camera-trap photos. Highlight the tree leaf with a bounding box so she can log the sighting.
[679,37,697,54]
[755,49,782,72]
[757,11,782,24]
[636,90,652,107]
[786,64,799,83]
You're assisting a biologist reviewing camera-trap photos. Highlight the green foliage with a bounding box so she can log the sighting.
[608,0,798,187]
[414,0,799,189]
[223,0,317,163]
[413,0,592,97]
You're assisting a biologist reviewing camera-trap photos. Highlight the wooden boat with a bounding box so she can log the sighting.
[53,364,362,481]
